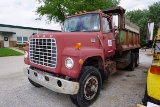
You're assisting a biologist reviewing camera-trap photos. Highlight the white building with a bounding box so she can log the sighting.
[0,24,60,47]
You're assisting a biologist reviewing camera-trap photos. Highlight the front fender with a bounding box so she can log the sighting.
[61,47,105,79]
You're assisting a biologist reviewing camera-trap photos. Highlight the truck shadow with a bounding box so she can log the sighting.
[28,85,77,107]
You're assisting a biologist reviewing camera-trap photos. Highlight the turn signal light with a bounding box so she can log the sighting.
[26,41,29,46]
[75,12,78,15]
[79,59,84,64]
[75,43,82,50]
[150,65,160,75]
[97,9,101,12]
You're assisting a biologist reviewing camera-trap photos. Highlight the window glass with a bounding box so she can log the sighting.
[17,37,22,41]
[102,18,110,33]
[23,37,28,42]
[63,13,100,32]
[17,37,22,44]
[17,37,28,44]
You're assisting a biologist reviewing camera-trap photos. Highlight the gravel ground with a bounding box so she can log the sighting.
[0,49,152,107]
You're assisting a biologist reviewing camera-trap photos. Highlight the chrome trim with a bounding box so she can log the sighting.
[24,67,79,95]
[65,57,74,69]
[29,38,57,68]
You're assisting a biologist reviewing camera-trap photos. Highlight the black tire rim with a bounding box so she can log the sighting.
[84,76,98,100]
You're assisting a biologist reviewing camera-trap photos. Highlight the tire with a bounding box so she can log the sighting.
[142,87,150,106]
[70,95,78,106]
[70,66,102,107]
[127,53,135,71]
[28,78,42,88]
[135,52,139,67]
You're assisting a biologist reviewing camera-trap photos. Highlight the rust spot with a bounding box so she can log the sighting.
[72,83,79,94]
[105,61,116,75]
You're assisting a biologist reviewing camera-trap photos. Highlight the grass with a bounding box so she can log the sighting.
[0,48,23,57]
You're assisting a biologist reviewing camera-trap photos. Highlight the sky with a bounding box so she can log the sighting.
[0,0,159,30]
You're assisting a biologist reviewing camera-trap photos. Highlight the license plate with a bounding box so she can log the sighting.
[147,102,160,107]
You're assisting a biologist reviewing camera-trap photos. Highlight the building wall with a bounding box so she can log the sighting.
[0,34,3,41]
[9,41,16,47]
[0,27,48,41]
[9,28,47,41]
[0,25,56,47]
[0,40,4,48]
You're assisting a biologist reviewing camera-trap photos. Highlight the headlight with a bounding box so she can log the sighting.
[24,51,28,58]
[65,58,74,69]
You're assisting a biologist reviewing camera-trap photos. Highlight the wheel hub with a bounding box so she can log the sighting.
[84,76,98,100]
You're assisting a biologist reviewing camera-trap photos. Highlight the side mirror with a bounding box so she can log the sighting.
[112,15,119,29]
[115,30,119,34]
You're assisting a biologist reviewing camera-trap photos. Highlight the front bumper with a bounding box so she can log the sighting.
[24,67,79,95]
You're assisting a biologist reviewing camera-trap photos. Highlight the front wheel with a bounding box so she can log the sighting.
[135,52,139,67]
[70,66,102,107]
[127,53,135,71]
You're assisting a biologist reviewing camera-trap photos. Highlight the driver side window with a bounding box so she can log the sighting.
[102,18,110,33]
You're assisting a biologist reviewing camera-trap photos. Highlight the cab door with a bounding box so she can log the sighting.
[102,17,116,58]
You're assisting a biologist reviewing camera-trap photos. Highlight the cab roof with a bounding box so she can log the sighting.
[66,6,125,19]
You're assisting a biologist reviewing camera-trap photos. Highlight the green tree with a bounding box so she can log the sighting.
[126,1,160,46]
[148,2,160,37]
[36,0,120,23]
[126,9,149,46]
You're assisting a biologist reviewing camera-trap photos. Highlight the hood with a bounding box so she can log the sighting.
[29,32,101,75]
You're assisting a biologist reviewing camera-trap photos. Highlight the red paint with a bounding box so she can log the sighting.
[24,7,140,79]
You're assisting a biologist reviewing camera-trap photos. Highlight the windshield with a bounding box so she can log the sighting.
[63,13,100,32]
[154,40,160,54]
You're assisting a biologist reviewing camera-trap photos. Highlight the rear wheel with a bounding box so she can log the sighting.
[135,52,139,67]
[127,53,136,71]
[28,78,42,88]
[70,66,102,107]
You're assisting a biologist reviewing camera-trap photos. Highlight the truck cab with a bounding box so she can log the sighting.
[24,6,140,107]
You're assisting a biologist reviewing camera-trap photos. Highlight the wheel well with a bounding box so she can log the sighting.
[83,56,103,69]
[82,56,105,80]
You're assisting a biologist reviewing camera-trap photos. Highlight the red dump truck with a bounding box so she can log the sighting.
[24,6,140,107]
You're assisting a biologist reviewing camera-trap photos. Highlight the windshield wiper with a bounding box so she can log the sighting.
[70,29,98,32]
[70,30,80,32]
[82,30,98,32]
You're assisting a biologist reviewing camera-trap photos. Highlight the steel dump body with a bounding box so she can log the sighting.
[116,28,140,52]
[102,6,140,52]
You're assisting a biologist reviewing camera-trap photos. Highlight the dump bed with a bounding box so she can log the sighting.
[102,6,140,52]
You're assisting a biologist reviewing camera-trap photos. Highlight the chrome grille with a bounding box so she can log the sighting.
[29,38,57,68]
